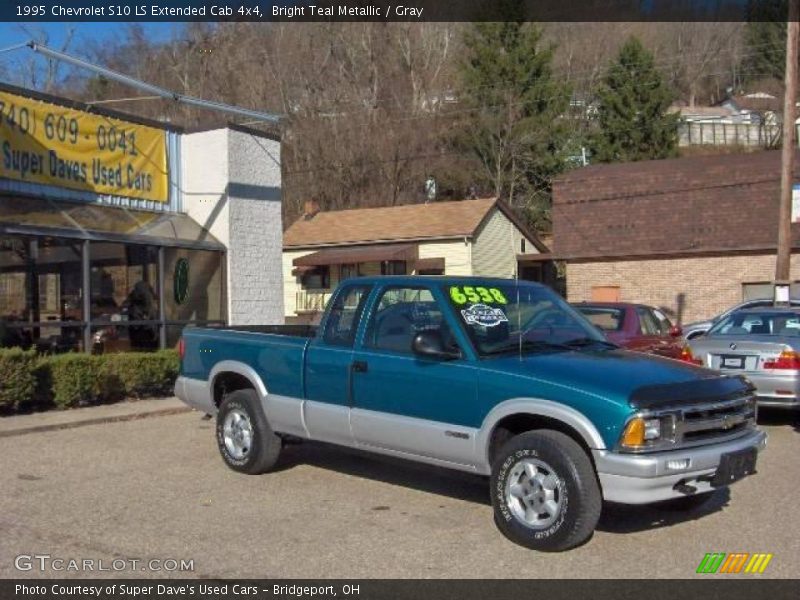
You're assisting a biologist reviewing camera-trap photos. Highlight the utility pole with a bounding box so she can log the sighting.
[775,0,800,298]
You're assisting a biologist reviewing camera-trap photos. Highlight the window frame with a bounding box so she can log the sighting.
[301,265,331,290]
[362,285,449,355]
[636,307,661,336]
[340,263,360,280]
[576,305,626,332]
[380,260,407,276]
[319,283,373,348]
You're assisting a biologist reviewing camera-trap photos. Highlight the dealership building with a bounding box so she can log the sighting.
[0,83,284,353]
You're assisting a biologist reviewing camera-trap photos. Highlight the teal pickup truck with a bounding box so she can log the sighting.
[176,276,766,551]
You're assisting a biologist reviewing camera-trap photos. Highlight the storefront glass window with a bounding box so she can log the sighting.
[0,235,33,348]
[163,247,224,323]
[1,235,84,352]
[90,243,159,351]
[2,232,225,353]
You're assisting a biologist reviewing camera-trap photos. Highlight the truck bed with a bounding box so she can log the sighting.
[201,324,317,337]
[180,324,315,399]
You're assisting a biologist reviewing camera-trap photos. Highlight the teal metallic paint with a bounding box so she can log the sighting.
[181,328,309,399]
[476,350,712,448]
[180,276,725,450]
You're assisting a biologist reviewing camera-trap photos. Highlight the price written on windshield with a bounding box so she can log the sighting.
[449,286,508,305]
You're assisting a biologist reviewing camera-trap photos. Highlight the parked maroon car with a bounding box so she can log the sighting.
[571,302,683,358]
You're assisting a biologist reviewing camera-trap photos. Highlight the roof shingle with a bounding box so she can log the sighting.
[552,150,800,260]
[284,198,498,247]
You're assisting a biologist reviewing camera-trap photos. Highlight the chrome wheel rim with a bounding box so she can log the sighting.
[222,408,254,460]
[504,458,563,529]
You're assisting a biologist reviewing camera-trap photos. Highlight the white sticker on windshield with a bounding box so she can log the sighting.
[461,303,509,327]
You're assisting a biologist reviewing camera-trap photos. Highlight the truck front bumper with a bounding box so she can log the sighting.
[592,428,767,504]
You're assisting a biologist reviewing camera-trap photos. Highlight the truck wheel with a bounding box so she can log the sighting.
[657,492,715,511]
[490,430,601,552]
[216,389,281,475]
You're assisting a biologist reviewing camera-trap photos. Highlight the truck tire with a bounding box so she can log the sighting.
[216,389,282,475]
[490,430,601,552]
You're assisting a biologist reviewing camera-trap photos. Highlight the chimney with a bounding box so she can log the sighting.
[303,199,321,220]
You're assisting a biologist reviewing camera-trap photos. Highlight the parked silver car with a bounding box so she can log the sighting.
[682,307,800,409]
[683,298,800,340]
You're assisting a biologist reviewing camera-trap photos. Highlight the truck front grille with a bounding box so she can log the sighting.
[675,395,757,446]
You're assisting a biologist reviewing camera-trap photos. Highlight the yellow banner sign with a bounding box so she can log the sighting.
[0,89,168,202]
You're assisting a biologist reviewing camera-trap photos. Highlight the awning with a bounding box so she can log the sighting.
[517,253,554,263]
[291,265,316,276]
[414,257,445,271]
[0,195,224,251]
[293,243,418,267]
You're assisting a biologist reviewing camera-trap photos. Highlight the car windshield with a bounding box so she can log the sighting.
[708,310,800,336]
[442,282,608,356]
[573,305,625,331]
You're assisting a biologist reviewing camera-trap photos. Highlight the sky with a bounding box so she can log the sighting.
[0,22,178,87]
[0,22,176,49]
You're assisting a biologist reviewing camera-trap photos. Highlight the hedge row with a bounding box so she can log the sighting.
[0,349,179,411]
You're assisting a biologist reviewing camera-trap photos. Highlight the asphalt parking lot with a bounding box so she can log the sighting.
[0,409,797,579]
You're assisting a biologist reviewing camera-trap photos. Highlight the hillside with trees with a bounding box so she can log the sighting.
[2,18,792,232]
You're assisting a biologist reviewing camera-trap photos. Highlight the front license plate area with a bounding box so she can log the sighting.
[721,355,744,369]
[711,448,757,487]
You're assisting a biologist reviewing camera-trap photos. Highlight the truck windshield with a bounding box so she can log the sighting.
[443,283,608,357]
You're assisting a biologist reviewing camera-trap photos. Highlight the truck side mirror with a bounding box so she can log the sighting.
[411,330,460,360]
[669,325,683,337]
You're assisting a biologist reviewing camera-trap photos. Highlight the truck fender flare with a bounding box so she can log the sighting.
[476,398,606,468]
[208,360,269,405]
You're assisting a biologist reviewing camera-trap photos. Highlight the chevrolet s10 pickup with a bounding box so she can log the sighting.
[175,276,766,551]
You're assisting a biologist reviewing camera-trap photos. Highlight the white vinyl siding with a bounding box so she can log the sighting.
[418,240,472,275]
[471,208,538,278]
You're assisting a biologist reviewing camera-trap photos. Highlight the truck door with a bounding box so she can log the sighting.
[303,284,372,446]
[349,285,479,467]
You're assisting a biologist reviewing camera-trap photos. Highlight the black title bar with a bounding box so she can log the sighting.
[1,0,791,23]
[4,580,800,600]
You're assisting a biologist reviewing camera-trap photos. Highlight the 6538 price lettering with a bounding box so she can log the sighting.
[0,99,138,156]
[449,286,508,305]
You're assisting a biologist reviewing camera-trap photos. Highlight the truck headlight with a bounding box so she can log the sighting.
[643,418,661,440]
[620,414,676,450]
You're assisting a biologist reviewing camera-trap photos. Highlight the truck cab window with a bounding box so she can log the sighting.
[322,285,371,347]
[365,287,454,354]
[636,307,660,336]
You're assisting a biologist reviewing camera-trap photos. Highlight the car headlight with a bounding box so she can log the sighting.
[643,418,661,440]
[620,414,676,451]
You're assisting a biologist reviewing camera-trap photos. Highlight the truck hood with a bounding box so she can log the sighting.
[483,348,749,409]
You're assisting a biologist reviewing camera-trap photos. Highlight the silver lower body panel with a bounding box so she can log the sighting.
[174,376,215,414]
[593,429,767,504]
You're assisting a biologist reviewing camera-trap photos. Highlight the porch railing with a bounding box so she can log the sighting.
[296,290,333,313]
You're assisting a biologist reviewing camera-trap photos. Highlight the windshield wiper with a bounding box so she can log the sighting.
[483,340,573,356]
[562,337,619,350]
